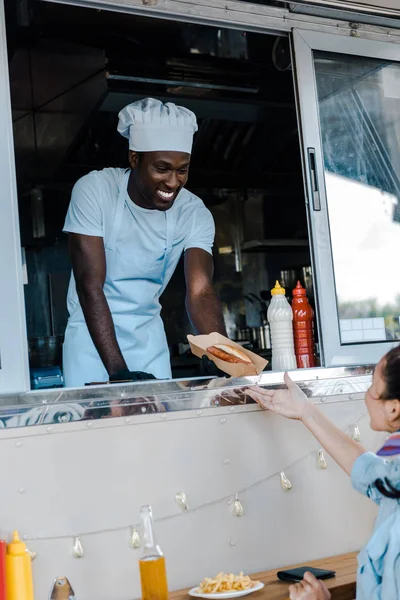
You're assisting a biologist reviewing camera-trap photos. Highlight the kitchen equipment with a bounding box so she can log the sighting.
[28,336,63,368]
[280,267,314,304]
[30,366,64,390]
[280,269,299,292]
[259,324,271,350]
[249,327,260,349]
[29,274,67,374]
[247,292,269,324]
[48,273,70,337]
[247,325,271,350]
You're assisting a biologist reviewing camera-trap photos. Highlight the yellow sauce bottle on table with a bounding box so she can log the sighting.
[138,506,168,600]
[5,531,34,600]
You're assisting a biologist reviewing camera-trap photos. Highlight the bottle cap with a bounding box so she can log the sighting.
[271,280,285,296]
[7,531,27,556]
[293,281,306,297]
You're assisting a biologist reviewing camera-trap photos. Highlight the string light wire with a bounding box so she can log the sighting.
[22,410,369,544]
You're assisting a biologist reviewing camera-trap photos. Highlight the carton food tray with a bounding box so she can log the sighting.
[187,333,268,378]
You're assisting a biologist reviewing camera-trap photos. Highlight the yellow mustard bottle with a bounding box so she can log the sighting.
[5,531,34,600]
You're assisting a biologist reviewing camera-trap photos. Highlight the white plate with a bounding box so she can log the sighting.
[188,581,264,599]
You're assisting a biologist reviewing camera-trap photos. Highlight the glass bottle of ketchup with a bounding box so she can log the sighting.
[292,281,316,369]
[139,506,168,600]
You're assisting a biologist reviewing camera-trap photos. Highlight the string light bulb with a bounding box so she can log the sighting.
[317,449,328,469]
[351,421,361,442]
[129,527,141,549]
[232,494,244,517]
[72,537,84,558]
[175,491,189,512]
[280,471,292,491]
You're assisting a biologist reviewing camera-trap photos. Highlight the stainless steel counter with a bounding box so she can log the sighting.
[0,365,373,429]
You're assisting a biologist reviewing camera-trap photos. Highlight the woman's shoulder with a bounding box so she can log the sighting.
[351,452,400,504]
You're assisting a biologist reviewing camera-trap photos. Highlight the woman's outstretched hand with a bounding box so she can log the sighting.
[247,372,365,476]
[246,372,310,420]
[289,572,331,600]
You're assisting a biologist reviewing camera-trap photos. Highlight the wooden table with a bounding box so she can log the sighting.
[171,552,358,600]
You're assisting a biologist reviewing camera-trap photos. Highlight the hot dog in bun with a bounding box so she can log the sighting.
[206,344,252,365]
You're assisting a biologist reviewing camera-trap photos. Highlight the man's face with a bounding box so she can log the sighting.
[129,151,190,211]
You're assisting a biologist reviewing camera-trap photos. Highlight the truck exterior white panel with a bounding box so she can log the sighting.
[0,397,384,600]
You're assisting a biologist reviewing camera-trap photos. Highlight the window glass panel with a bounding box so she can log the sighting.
[314,50,400,344]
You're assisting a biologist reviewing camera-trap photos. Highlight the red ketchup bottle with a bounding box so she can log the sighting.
[292,281,316,369]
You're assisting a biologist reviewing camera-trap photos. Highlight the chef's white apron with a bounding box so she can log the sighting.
[63,171,174,387]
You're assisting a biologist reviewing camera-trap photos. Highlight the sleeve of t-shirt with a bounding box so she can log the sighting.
[351,452,400,506]
[184,202,215,255]
[63,173,104,237]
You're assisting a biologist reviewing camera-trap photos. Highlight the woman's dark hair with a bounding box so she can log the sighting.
[375,477,400,499]
[379,345,400,401]
[374,345,400,499]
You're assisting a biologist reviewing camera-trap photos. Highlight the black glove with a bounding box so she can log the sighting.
[109,368,157,383]
[241,342,253,352]
[199,355,229,378]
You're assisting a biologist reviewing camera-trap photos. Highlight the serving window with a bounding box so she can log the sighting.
[0,0,399,393]
[294,30,400,366]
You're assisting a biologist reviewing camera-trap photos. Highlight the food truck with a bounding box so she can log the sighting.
[0,0,399,597]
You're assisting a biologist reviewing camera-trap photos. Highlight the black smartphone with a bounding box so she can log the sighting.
[277,567,336,582]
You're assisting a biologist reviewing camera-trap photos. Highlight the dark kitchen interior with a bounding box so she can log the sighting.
[5,0,313,385]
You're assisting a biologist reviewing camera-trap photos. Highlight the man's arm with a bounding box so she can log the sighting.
[68,233,127,376]
[184,248,227,335]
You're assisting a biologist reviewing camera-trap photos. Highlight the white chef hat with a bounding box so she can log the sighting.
[117,98,198,154]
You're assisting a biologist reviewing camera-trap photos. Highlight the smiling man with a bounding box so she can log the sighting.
[62,98,226,387]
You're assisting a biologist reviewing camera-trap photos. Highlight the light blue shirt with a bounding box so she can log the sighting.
[64,168,215,324]
[351,452,400,599]
[62,167,215,386]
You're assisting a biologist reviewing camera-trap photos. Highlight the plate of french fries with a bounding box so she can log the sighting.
[189,572,264,599]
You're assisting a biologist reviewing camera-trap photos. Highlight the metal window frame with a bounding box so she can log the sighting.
[43,0,400,43]
[0,0,30,392]
[293,28,400,366]
[290,0,400,18]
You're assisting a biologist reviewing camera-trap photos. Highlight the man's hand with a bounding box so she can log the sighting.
[199,355,229,378]
[109,369,156,383]
[289,573,331,600]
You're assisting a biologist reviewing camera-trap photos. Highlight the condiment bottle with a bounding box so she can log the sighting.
[5,531,34,600]
[138,506,168,600]
[267,281,297,371]
[292,281,316,369]
[0,540,6,600]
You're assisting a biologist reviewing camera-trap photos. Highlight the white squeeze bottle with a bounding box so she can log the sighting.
[267,281,297,371]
